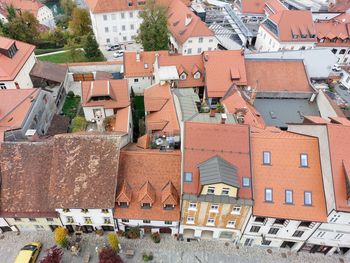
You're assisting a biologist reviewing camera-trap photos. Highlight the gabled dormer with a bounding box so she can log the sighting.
[138,181,156,209]
[161,181,179,210]
[87,80,115,102]
[0,39,18,58]
[197,156,240,198]
[116,180,132,208]
[178,65,187,80]
[192,64,201,79]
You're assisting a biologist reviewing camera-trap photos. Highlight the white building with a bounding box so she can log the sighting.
[289,118,350,257]
[85,0,142,46]
[255,10,317,52]
[0,36,36,89]
[168,0,218,55]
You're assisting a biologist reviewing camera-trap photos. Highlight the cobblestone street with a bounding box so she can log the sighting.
[0,231,348,263]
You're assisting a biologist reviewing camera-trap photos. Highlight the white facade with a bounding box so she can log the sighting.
[180,224,242,241]
[255,27,316,52]
[2,52,36,89]
[340,70,350,89]
[116,218,179,235]
[128,76,154,95]
[37,6,55,28]
[170,35,218,55]
[241,216,320,251]
[57,208,115,231]
[90,10,142,46]
[325,46,350,65]
[83,106,115,122]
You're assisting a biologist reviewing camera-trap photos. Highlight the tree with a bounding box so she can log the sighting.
[54,227,68,247]
[64,37,84,62]
[107,233,120,252]
[68,8,92,37]
[40,246,63,263]
[60,0,76,18]
[99,247,123,263]
[83,33,104,61]
[0,10,39,44]
[136,0,169,51]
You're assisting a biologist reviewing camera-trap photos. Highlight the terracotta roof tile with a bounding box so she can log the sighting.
[136,134,150,149]
[116,180,132,203]
[138,181,156,204]
[30,60,67,83]
[240,0,266,14]
[0,0,43,17]
[264,0,287,14]
[184,122,252,199]
[328,0,350,12]
[203,50,247,98]
[251,128,327,222]
[114,147,181,221]
[112,106,130,133]
[144,83,180,135]
[245,59,313,93]
[161,181,179,205]
[85,0,140,13]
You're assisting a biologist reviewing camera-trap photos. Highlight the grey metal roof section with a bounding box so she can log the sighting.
[188,113,237,124]
[256,92,313,99]
[183,193,253,206]
[173,89,200,121]
[223,4,254,38]
[245,49,337,79]
[254,98,320,128]
[198,156,240,188]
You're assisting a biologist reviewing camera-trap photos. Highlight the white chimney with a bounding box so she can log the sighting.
[136,51,140,62]
[221,113,227,124]
[185,14,192,26]
[25,129,39,141]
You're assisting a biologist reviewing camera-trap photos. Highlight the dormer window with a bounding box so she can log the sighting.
[144,63,148,69]
[300,154,308,167]
[128,1,133,6]
[141,202,151,209]
[194,71,201,79]
[292,33,298,39]
[207,186,215,195]
[301,34,307,39]
[8,43,18,58]
[180,72,187,80]
[118,202,129,208]
[164,204,175,210]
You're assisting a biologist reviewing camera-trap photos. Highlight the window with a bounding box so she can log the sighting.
[118,202,128,208]
[227,220,235,228]
[121,12,125,19]
[29,218,36,222]
[104,218,111,224]
[316,231,326,238]
[130,24,134,30]
[207,186,215,195]
[262,239,271,246]
[188,39,192,43]
[111,14,116,20]
[63,208,70,213]
[123,36,127,41]
[244,238,254,246]
[164,204,174,210]
[84,217,93,224]
[304,191,312,206]
[122,25,126,31]
[250,226,261,233]
[134,78,139,83]
[46,218,54,222]
[242,177,250,187]
[165,221,172,225]
[265,188,273,202]
[187,217,194,224]
[232,206,241,215]
[210,204,219,212]
[81,209,89,213]
[35,225,45,230]
[113,26,117,32]
[255,217,266,223]
[335,233,344,240]
[104,27,109,33]
[263,151,271,165]
[121,219,129,223]
[141,203,151,209]
[300,154,308,167]
[209,39,213,43]
[299,221,312,228]
[285,190,293,204]
[197,48,202,54]
[106,38,110,43]
[143,220,150,224]
[129,12,133,18]
[180,73,187,80]
[268,228,279,235]
[188,202,197,210]
[144,63,148,69]
[187,48,192,54]
[330,214,340,223]
[199,37,203,43]
[184,172,192,182]
[340,49,346,54]
[274,219,286,225]
[101,209,109,214]
[103,14,107,20]
[221,188,229,195]
[208,47,212,51]
[292,230,304,237]
[0,83,6,89]
[207,218,215,225]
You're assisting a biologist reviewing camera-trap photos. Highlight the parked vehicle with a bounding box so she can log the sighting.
[113,50,125,58]
[14,242,42,263]
[106,44,121,51]
[332,64,342,72]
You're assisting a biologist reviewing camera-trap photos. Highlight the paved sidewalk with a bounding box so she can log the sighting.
[0,231,347,263]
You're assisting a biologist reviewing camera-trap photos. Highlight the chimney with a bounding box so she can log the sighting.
[25,129,39,142]
[241,46,245,55]
[185,14,192,26]
[204,53,209,61]
[136,51,140,62]
[221,113,227,124]
[209,107,216,117]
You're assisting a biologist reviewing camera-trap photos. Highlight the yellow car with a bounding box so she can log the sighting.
[14,242,42,263]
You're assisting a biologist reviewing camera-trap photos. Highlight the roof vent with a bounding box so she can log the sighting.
[136,51,140,62]
[25,129,39,142]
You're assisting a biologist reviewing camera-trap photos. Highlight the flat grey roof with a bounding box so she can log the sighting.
[173,89,200,121]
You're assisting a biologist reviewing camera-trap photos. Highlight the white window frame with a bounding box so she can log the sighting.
[188,202,197,211]
[207,186,215,195]
[221,187,229,196]
[210,204,219,213]
[206,218,215,226]
[227,220,235,228]
[187,216,195,224]
[232,206,241,215]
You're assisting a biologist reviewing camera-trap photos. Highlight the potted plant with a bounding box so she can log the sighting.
[151,232,160,243]
[142,252,153,262]
[95,229,104,236]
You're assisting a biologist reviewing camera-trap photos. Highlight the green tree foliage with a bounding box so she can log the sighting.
[68,8,92,38]
[136,0,169,51]
[83,33,104,61]
[60,0,76,17]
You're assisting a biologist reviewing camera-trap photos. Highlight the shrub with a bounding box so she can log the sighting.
[39,246,63,263]
[71,116,87,133]
[151,232,160,243]
[67,91,75,97]
[54,227,68,247]
[125,227,140,239]
[142,252,153,262]
[107,232,120,252]
[99,247,123,263]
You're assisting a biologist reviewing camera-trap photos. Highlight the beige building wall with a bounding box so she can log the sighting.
[6,217,62,231]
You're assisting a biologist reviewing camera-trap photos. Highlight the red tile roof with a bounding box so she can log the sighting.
[0,0,43,17]
[159,54,204,88]
[184,122,252,199]
[81,79,129,109]
[264,0,287,14]
[251,127,327,222]
[112,106,130,133]
[85,0,140,13]
[116,180,132,203]
[0,36,35,81]
[240,0,266,14]
[168,0,214,44]
[264,10,316,42]
[144,83,180,135]
[203,50,247,98]
[245,60,313,93]
[328,0,350,12]
[114,147,181,221]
